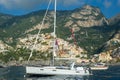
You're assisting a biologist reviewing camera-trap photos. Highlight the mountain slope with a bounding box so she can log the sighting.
[99,14,120,61]
[0,13,13,28]
[0,5,110,52]
[0,5,120,62]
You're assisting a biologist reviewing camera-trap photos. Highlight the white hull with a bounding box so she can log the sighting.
[26,66,90,76]
[90,66,108,70]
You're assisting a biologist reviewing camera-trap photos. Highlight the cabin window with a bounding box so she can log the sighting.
[40,69,44,70]
[52,70,56,71]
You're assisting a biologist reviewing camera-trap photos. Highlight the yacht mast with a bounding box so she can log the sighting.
[52,0,57,66]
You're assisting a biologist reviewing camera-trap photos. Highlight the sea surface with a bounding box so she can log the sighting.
[0,65,120,80]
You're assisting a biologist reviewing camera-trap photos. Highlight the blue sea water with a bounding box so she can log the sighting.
[0,65,120,80]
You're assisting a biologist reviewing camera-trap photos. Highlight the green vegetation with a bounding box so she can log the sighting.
[0,9,120,62]
[0,47,52,63]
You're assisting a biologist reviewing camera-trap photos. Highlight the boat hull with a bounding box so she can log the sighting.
[26,66,90,76]
[90,66,108,70]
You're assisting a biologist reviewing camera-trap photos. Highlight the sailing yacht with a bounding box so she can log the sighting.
[26,0,91,76]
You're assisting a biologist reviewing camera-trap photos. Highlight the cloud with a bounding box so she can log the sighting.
[0,0,50,10]
[103,0,112,8]
[0,0,85,11]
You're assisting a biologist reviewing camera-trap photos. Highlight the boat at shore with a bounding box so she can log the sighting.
[25,0,91,76]
[0,64,6,68]
[0,65,4,68]
[26,62,91,76]
[90,63,109,70]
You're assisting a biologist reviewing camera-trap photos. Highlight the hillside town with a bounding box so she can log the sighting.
[0,32,115,66]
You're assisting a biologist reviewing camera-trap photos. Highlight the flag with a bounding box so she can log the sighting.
[55,39,59,50]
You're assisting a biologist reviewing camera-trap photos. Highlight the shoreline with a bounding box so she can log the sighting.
[1,60,120,68]
[107,62,120,66]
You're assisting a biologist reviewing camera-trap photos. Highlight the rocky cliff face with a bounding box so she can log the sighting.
[102,14,120,50]
[0,40,11,52]
[0,5,120,63]
[65,5,108,28]
[102,30,120,61]
[109,14,120,25]
[98,14,120,62]
[112,47,120,58]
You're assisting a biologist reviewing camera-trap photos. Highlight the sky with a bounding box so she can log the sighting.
[0,0,120,18]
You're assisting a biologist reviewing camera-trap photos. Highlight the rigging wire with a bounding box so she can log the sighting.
[27,0,52,63]
[52,0,57,66]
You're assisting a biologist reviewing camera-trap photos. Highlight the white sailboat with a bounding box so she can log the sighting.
[26,0,91,76]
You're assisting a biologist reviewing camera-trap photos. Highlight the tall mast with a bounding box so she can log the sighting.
[52,0,57,66]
